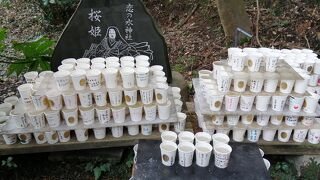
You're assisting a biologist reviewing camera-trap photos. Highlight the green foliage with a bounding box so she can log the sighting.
[173,64,185,73]
[0,28,6,53]
[300,158,320,180]
[1,157,18,169]
[271,20,290,28]
[85,162,111,180]
[239,37,252,46]
[270,161,298,180]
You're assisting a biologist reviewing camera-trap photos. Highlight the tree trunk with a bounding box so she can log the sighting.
[216,0,252,39]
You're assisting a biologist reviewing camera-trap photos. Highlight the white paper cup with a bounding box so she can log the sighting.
[34,132,47,144]
[288,95,304,113]
[263,158,271,170]
[158,100,171,120]
[160,141,178,166]
[208,92,224,112]
[265,53,280,72]
[102,68,118,89]
[217,71,232,92]
[62,90,77,109]
[231,52,247,71]
[135,67,149,88]
[294,73,309,94]
[279,79,295,94]
[249,72,264,93]
[214,143,232,169]
[2,134,17,145]
[127,125,139,136]
[120,67,135,88]
[70,69,87,91]
[264,72,280,93]
[212,133,230,147]
[240,93,255,112]
[233,124,246,142]
[57,130,71,143]
[293,127,308,143]
[302,116,314,126]
[111,105,126,123]
[271,94,288,111]
[247,128,261,142]
[28,111,46,129]
[106,61,120,69]
[9,110,27,128]
[31,90,48,111]
[161,131,177,142]
[141,124,153,135]
[78,89,93,107]
[256,115,270,126]
[24,71,38,84]
[195,142,212,167]
[4,96,19,107]
[284,116,298,127]
[150,65,164,73]
[233,72,249,92]
[46,90,63,110]
[155,83,169,104]
[120,56,134,64]
[106,56,119,63]
[278,129,292,142]
[129,102,143,122]
[93,88,107,107]
[77,58,90,65]
[303,93,320,113]
[17,133,32,144]
[111,126,124,138]
[75,63,90,71]
[136,61,150,68]
[270,115,283,125]
[91,57,106,64]
[44,110,61,128]
[241,114,254,125]
[174,99,183,112]
[153,76,167,84]
[144,102,157,121]
[227,47,242,65]
[174,112,187,133]
[79,106,95,125]
[86,69,101,90]
[61,58,76,66]
[178,131,194,143]
[308,74,318,86]
[308,129,320,144]
[153,70,165,77]
[212,115,225,125]
[226,115,240,126]
[39,71,54,78]
[194,132,211,144]
[263,126,277,141]
[0,103,12,116]
[255,93,271,112]
[58,64,74,72]
[18,84,33,106]
[124,89,137,106]
[45,131,59,144]
[140,86,154,105]
[178,142,195,167]
[95,105,111,124]
[75,129,89,142]
[247,52,263,72]
[108,89,123,107]
[93,128,106,139]
[135,55,149,62]
[53,70,71,91]
[224,93,240,112]
[62,107,79,126]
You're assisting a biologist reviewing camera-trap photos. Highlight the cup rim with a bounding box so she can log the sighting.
[195,132,212,141]
[106,56,120,61]
[212,133,230,144]
[53,70,71,78]
[24,71,39,77]
[86,69,101,76]
[178,141,195,153]
[178,131,194,141]
[17,83,33,91]
[160,141,177,152]
[161,131,177,141]
[214,143,232,154]
[77,58,90,63]
[195,142,213,153]
[135,55,149,61]
[135,67,149,73]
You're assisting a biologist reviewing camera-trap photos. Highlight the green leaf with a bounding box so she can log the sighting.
[39,59,51,70]
[85,162,94,172]
[99,163,111,172]
[7,61,31,76]
[126,160,133,168]
[0,28,6,41]
[2,160,6,166]
[93,167,102,180]
[7,157,13,162]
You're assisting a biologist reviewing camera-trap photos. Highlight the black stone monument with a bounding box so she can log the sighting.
[52,0,172,82]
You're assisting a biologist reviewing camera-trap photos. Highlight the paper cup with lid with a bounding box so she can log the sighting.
[249,72,264,93]
[233,72,249,92]
[160,141,178,166]
[62,107,78,126]
[79,106,95,125]
[158,100,171,120]
[240,92,255,112]
[174,112,187,133]
[78,89,93,107]
[224,93,240,112]
[247,52,263,72]
[24,71,38,84]
[264,72,280,93]
[144,102,157,121]
[271,93,288,111]
[111,104,126,123]
[71,69,87,91]
[53,70,71,91]
[124,88,137,106]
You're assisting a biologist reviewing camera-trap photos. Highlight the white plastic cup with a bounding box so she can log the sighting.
[271,94,288,111]
[161,131,177,142]
[120,67,135,88]
[217,71,232,92]
[18,84,33,106]
[233,72,249,92]
[255,93,271,111]
[75,129,89,142]
[307,129,320,144]
[213,143,232,169]
[293,127,308,143]
[249,72,264,93]
[265,53,280,72]
[178,131,194,143]
[224,93,240,112]
[53,70,71,91]
[78,89,93,107]
[77,58,90,65]
[174,112,187,133]
[264,72,280,93]
[160,141,178,166]
[61,58,76,66]
[158,100,171,120]
[288,95,304,113]
[57,130,71,143]
[106,61,120,69]
[34,132,47,144]
[45,131,59,144]
[62,90,77,109]
[227,115,240,126]
[46,90,63,111]
[79,106,95,125]
[108,89,123,107]
[93,88,107,107]
[86,69,101,90]
[112,126,124,138]
[270,115,283,125]
[240,93,255,112]
[93,128,106,139]
[247,128,261,142]
[141,124,153,135]
[178,142,195,167]
[106,56,119,63]
[241,114,254,125]
[2,134,17,145]
[58,64,74,72]
[95,105,111,124]
[129,102,143,122]
[140,86,154,105]
[62,107,79,126]
[135,55,149,62]
[208,92,224,112]
[91,57,106,64]
[150,65,164,74]
[231,52,247,71]
[24,71,38,84]
[9,110,28,128]
[111,105,126,123]
[155,83,169,104]
[195,132,211,144]
[278,129,292,142]
[256,115,270,126]
[136,61,150,68]
[279,79,295,94]
[124,89,137,106]
[212,115,225,125]
[102,68,118,89]
[135,67,149,88]
[174,99,183,112]
[247,52,263,72]
[70,69,87,91]
[28,111,46,129]
[144,102,157,121]
[75,63,90,71]
[212,133,230,147]
[127,125,139,136]
[284,116,298,127]
[303,93,320,113]
[44,110,61,128]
